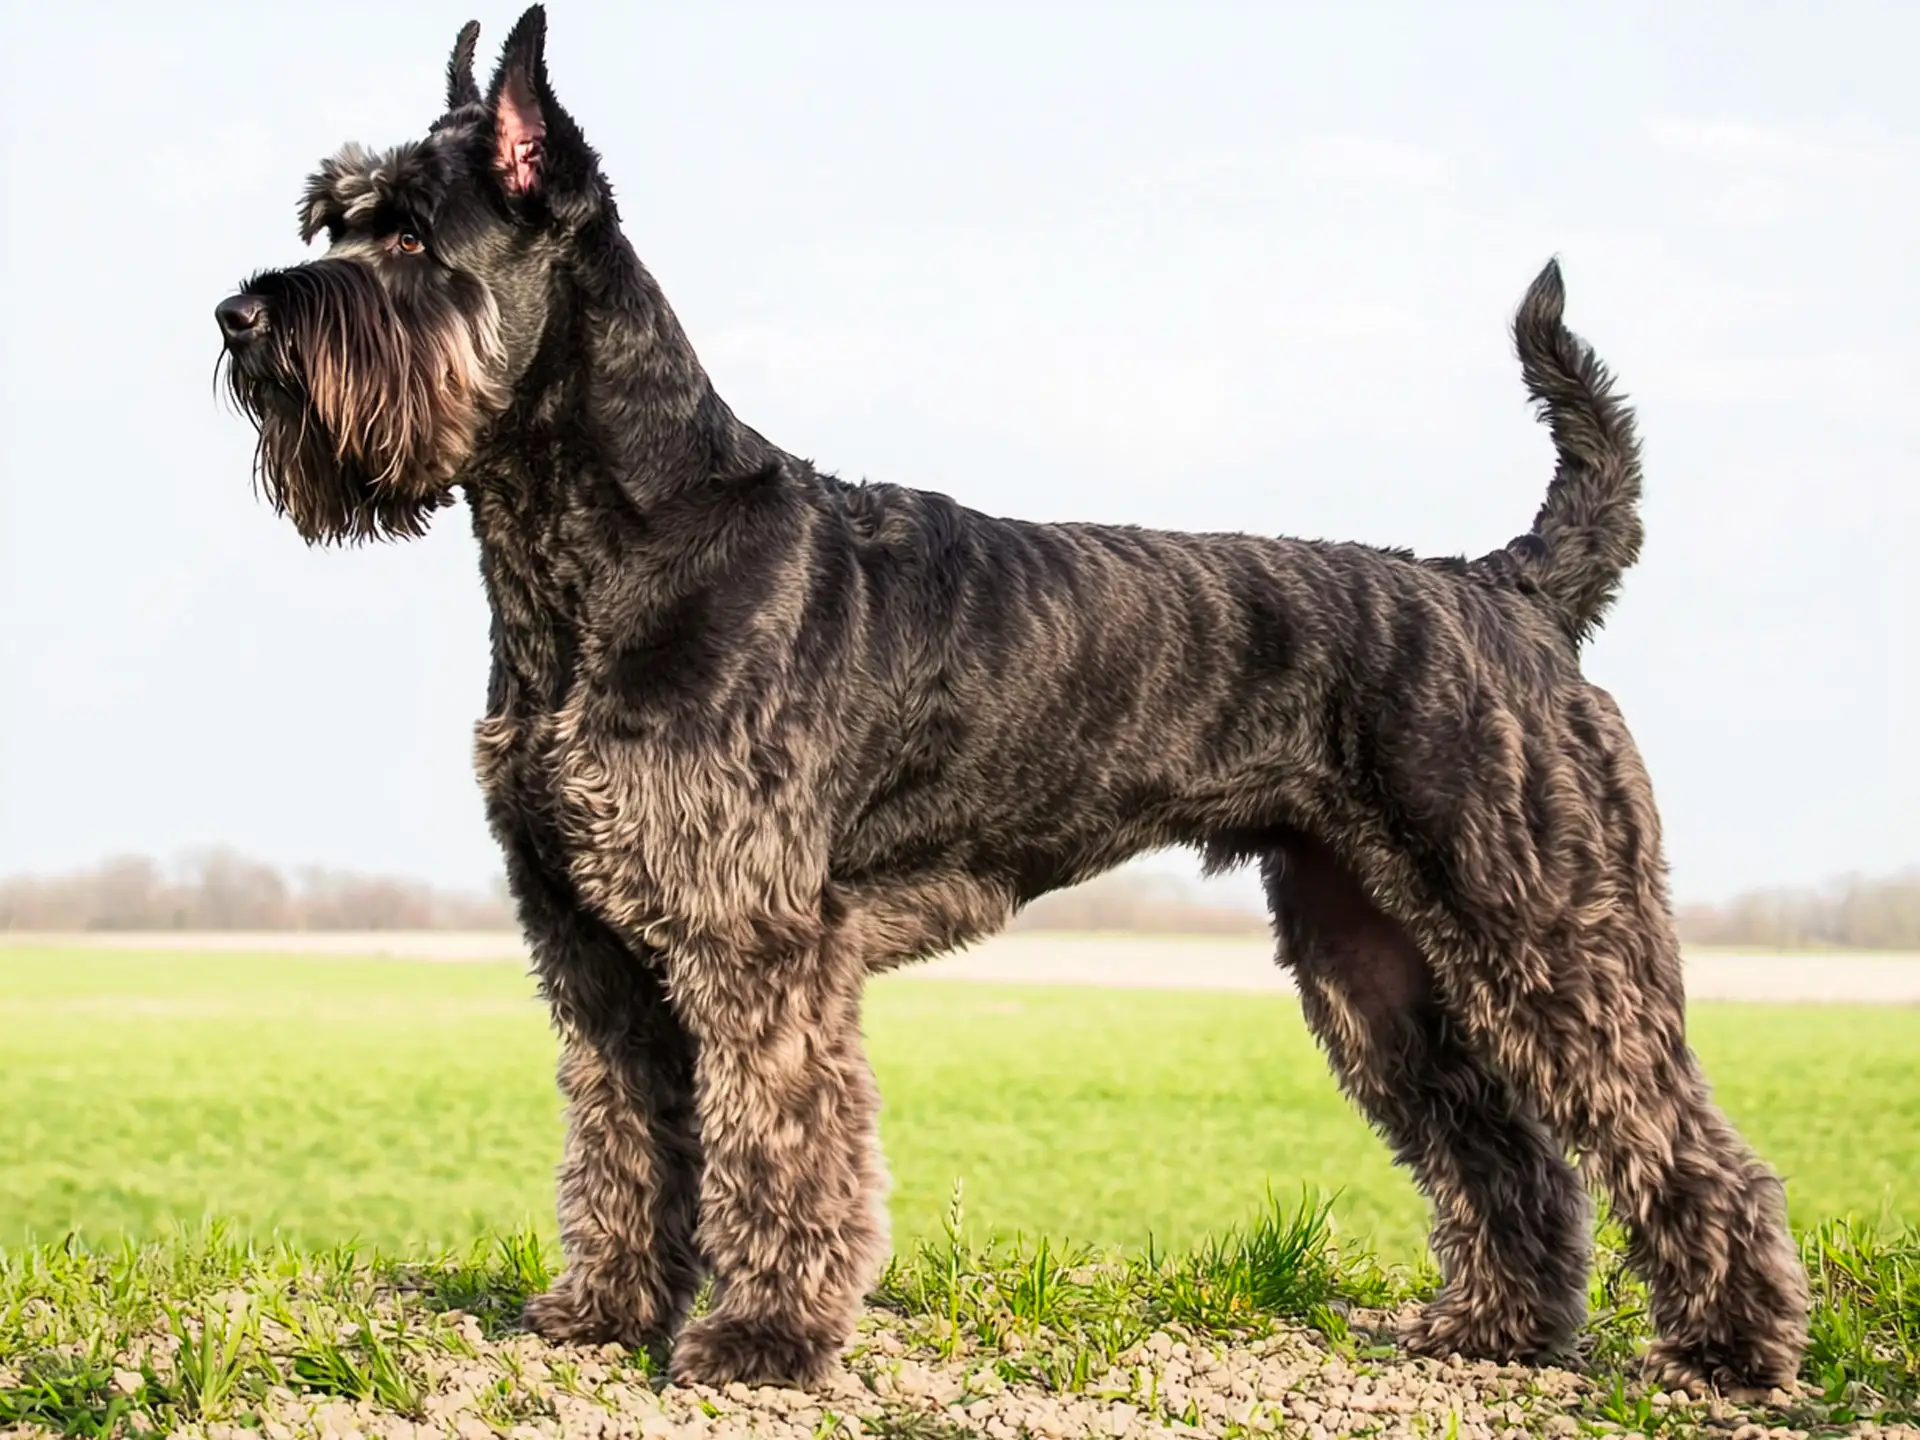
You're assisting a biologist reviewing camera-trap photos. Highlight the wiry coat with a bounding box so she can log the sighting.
[216,6,1810,1395]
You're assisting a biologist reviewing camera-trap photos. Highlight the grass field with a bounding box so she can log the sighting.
[4,945,1919,1433]
[2,946,1915,1257]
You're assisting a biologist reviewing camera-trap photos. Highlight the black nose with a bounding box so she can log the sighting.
[215,294,268,346]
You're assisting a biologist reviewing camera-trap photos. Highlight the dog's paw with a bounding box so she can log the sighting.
[1642,1337,1800,1402]
[521,1276,661,1351]
[1399,1299,1490,1362]
[1399,1290,1573,1365]
[669,1314,841,1390]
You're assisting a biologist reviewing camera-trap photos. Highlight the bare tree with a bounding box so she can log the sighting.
[1010,870,1267,936]
[0,852,513,931]
[1675,869,1920,950]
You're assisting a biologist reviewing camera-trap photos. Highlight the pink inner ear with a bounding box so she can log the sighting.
[495,69,547,195]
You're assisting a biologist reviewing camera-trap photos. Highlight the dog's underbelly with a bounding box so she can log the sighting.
[478,694,1436,997]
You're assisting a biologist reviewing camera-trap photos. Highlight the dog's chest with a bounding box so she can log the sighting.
[473,699,828,961]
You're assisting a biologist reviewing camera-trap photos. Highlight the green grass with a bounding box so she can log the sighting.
[1,945,1918,1431]
[1,947,1915,1256]
[1,1200,1915,1433]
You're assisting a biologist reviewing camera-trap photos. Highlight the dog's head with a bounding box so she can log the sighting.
[217,6,601,543]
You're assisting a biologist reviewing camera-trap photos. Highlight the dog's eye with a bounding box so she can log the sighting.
[395,231,425,255]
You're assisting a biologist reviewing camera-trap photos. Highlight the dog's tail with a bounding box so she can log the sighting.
[1503,259,1644,649]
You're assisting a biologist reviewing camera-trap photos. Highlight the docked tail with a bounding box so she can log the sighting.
[1505,260,1644,648]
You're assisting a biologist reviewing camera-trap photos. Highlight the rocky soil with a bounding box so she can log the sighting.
[10,1302,1905,1440]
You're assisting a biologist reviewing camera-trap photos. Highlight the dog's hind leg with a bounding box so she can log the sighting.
[507,857,706,1353]
[1430,697,1809,1393]
[1264,831,1591,1362]
[1440,909,1809,1391]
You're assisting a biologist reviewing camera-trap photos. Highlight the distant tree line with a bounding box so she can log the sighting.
[3,851,1915,948]
[1674,869,1920,951]
[0,850,513,932]
[1009,870,1269,936]
[0,850,1266,936]
[1018,869,1920,948]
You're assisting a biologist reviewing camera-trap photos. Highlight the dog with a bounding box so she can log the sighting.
[215,6,1811,1393]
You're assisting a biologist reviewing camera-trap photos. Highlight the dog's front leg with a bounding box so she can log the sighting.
[521,915,705,1356]
[478,716,706,1356]
[664,931,889,1389]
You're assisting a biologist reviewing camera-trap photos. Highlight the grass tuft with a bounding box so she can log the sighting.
[873,1181,1406,1389]
[0,1351,133,1439]
[1800,1216,1918,1422]
[410,1224,553,1338]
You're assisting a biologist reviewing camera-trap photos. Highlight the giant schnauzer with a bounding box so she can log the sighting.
[216,6,1810,1394]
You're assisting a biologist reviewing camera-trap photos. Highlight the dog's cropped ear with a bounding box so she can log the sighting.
[485,5,592,207]
[446,20,482,111]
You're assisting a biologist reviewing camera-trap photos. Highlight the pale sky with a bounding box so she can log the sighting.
[2,1,1914,907]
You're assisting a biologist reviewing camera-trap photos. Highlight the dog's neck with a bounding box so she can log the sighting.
[464,223,776,714]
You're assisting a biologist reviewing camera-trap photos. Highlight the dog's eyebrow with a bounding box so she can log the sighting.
[300,142,449,243]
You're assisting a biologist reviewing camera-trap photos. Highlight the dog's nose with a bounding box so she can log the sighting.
[215,294,268,346]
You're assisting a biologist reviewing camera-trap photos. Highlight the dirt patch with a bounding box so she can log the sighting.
[14,1306,1902,1440]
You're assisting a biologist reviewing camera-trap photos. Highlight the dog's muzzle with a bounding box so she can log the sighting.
[215,294,269,352]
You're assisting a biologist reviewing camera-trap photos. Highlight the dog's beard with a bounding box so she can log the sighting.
[222,259,506,543]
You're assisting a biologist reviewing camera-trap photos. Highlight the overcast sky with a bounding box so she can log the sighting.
[1,0,1914,906]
